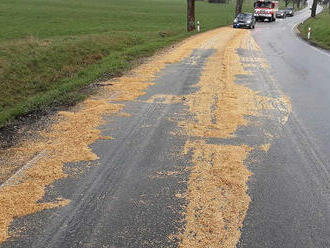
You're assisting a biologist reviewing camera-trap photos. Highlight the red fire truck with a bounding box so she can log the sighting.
[254,0,279,22]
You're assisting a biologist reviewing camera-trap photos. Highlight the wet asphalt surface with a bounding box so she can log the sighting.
[238,4,330,248]
[2,4,330,248]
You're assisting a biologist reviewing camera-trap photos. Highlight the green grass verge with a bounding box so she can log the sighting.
[298,10,330,50]
[0,0,254,127]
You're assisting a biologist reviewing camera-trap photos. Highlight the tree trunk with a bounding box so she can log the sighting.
[311,0,317,17]
[187,0,195,31]
[297,0,300,9]
[235,0,243,16]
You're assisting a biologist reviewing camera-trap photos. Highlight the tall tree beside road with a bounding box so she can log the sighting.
[235,0,243,16]
[311,0,317,16]
[187,0,195,31]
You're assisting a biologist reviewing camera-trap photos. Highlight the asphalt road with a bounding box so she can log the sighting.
[1,4,330,248]
[238,4,330,248]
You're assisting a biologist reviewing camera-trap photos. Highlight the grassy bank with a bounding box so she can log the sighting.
[0,0,254,127]
[298,10,330,50]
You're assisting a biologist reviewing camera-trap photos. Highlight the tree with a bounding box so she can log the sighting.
[297,0,301,9]
[235,0,243,16]
[187,0,195,31]
[311,0,318,17]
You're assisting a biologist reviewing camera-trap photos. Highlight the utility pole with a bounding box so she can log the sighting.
[187,0,195,32]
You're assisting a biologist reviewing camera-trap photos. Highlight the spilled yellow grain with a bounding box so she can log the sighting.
[259,143,271,152]
[180,141,252,248]
[179,30,273,139]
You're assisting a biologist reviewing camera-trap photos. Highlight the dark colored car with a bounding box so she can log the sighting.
[233,13,256,29]
[276,9,287,18]
[285,7,295,16]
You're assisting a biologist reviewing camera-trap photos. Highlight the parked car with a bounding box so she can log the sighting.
[285,7,295,16]
[276,9,287,18]
[233,13,256,29]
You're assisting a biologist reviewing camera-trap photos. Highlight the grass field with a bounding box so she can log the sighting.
[298,10,330,50]
[0,0,254,127]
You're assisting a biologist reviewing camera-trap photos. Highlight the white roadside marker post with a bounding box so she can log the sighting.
[197,21,200,32]
[307,26,311,40]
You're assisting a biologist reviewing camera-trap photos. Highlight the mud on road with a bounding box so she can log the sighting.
[0,27,291,247]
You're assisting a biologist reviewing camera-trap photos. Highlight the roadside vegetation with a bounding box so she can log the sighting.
[298,10,330,50]
[281,0,308,9]
[0,0,254,127]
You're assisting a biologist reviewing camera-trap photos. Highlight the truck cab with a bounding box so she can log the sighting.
[254,0,279,22]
